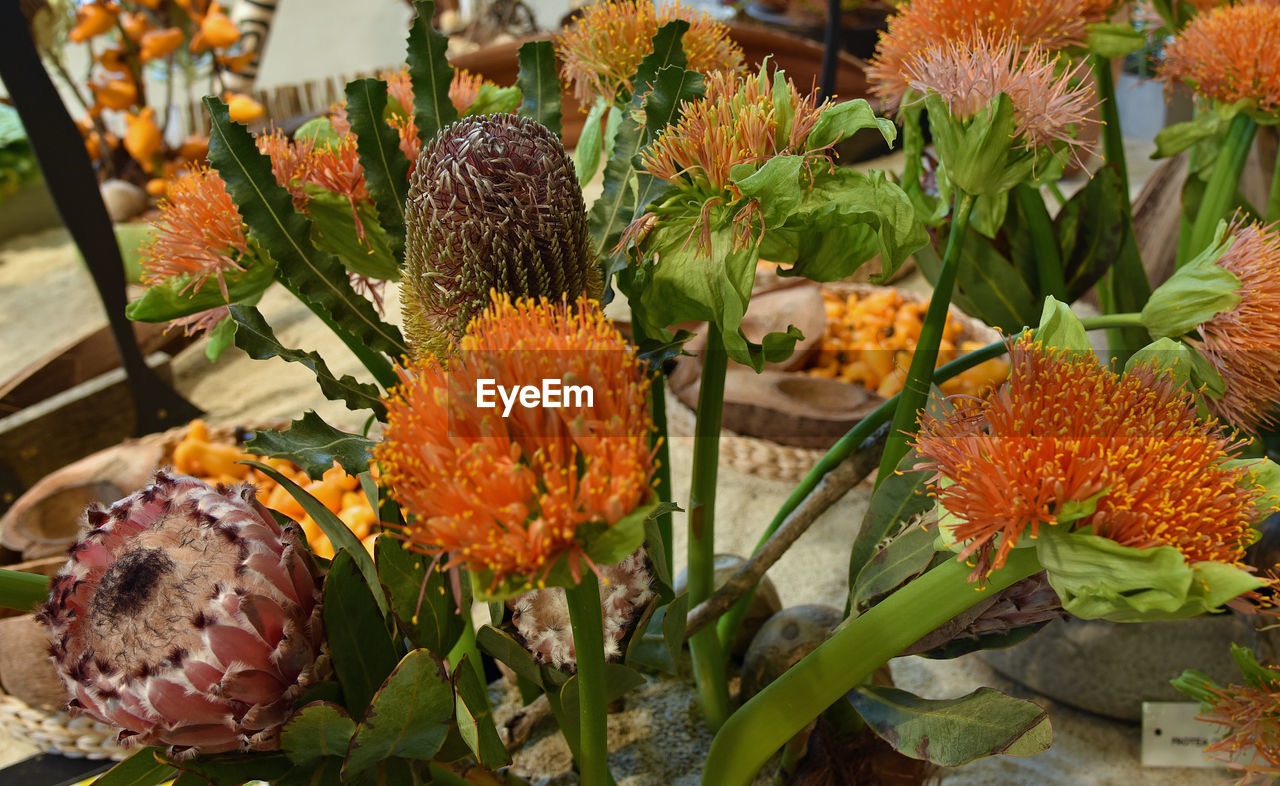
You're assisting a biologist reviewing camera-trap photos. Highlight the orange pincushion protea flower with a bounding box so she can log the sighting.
[639,69,825,194]
[1161,2,1280,114]
[375,295,656,590]
[868,0,1116,109]
[903,38,1099,156]
[1190,219,1280,433]
[557,0,745,106]
[140,166,248,298]
[914,336,1267,576]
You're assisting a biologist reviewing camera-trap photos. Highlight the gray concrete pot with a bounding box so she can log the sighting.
[978,615,1275,721]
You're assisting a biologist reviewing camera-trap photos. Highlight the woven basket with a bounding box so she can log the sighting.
[666,283,1001,484]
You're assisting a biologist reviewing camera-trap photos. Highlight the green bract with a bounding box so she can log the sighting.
[1035,532,1266,622]
[924,93,1053,198]
[1034,297,1091,354]
[1141,220,1241,339]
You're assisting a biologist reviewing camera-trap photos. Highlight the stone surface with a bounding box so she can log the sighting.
[98,180,148,223]
[740,604,842,701]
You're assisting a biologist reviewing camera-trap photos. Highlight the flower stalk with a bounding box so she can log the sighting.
[564,573,613,786]
[1183,112,1258,267]
[702,549,1043,786]
[1267,136,1280,224]
[875,190,975,484]
[1014,182,1067,301]
[688,322,731,730]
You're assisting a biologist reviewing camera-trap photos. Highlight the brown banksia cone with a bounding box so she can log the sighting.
[401,113,602,358]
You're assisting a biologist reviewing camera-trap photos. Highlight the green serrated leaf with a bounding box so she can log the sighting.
[849,685,1052,766]
[281,701,357,766]
[642,65,703,143]
[324,550,400,718]
[90,747,172,786]
[244,411,375,481]
[343,649,454,778]
[345,78,410,260]
[851,523,937,612]
[376,535,464,655]
[247,460,387,616]
[406,0,458,144]
[126,257,275,322]
[516,40,561,137]
[203,98,405,387]
[306,192,400,281]
[589,114,642,288]
[229,304,387,416]
[632,20,689,96]
[454,654,510,768]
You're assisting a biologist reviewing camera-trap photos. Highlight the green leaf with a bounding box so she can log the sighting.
[342,77,411,261]
[324,550,400,717]
[848,685,1052,766]
[1171,668,1222,705]
[1231,643,1280,689]
[575,98,610,186]
[1036,531,1267,621]
[516,40,561,137]
[466,83,522,116]
[90,747,172,786]
[281,702,357,766]
[625,592,687,674]
[204,314,237,361]
[1153,112,1226,159]
[297,117,343,149]
[306,191,400,281]
[1087,22,1147,59]
[203,98,406,386]
[476,624,545,688]
[406,0,458,145]
[806,98,896,151]
[165,752,294,784]
[1124,338,1198,391]
[454,654,511,768]
[1142,222,1241,339]
[274,758,345,786]
[248,460,388,615]
[115,221,154,284]
[632,20,689,96]
[589,114,642,287]
[1034,297,1091,354]
[586,498,675,567]
[375,535,464,655]
[244,411,375,481]
[229,304,387,417]
[926,93,1035,197]
[343,649,454,778]
[847,449,932,600]
[851,523,937,613]
[1054,169,1131,303]
[125,257,275,322]
[916,224,1039,333]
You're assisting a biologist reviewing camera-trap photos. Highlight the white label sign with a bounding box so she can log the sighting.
[1141,702,1221,769]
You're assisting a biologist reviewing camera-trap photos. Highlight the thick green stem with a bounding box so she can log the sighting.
[1014,183,1066,301]
[446,615,486,685]
[0,569,50,612]
[688,323,732,729]
[564,575,613,786]
[651,380,674,578]
[1183,112,1258,267]
[876,191,975,485]
[1266,134,1280,224]
[701,549,1042,786]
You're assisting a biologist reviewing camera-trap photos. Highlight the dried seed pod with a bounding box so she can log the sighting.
[37,471,325,758]
[401,114,601,358]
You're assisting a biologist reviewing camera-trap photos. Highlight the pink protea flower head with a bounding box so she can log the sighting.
[1189,218,1280,433]
[37,471,325,757]
[511,550,654,669]
[903,37,1099,158]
